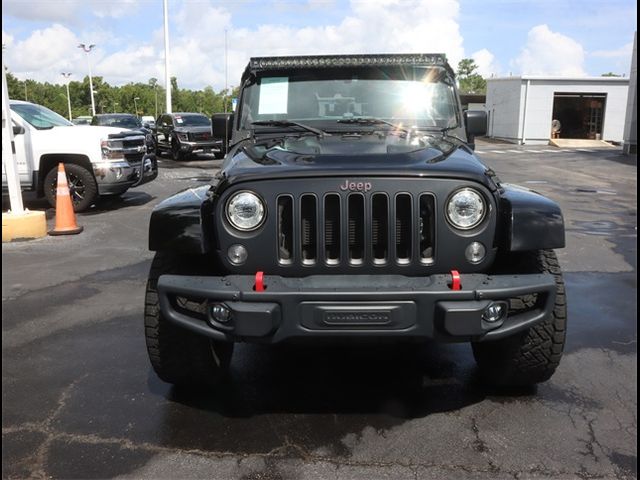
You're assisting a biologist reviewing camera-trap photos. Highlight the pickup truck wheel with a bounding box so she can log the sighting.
[144,252,234,389]
[44,163,98,212]
[171,141,185,161]
[472,250,567,387]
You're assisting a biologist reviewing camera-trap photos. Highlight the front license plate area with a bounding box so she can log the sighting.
[300,301,416,330]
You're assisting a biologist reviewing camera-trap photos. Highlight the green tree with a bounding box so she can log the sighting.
[456,58,487,94]
[3,68,234,119]
[601,72,622,77]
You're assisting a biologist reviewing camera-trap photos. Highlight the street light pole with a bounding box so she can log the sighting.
[78,43,96,116]
[134,96,140,117]
[61,72,72,121]
[163,0,172,113]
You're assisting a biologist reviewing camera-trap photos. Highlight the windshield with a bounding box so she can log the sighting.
[174,114,210,127]
[93,115,141,128]
[240,66,460,131]
[11,103,73,129]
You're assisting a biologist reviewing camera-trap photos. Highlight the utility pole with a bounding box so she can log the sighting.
[78,43,96,116]
[61,72,72,120]
[163,0,172,113]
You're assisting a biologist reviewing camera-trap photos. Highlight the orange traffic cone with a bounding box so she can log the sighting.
[49,163,83,236]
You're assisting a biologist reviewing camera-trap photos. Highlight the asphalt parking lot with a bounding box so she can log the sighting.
[2,142,637,479]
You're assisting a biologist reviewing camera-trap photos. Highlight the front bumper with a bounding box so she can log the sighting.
[157,273,557,344]
[93,154,158,195]
[179,140,219,154]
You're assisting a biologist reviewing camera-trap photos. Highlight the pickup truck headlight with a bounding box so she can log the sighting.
[101,139,124,160]
[226,191,266,231]
[446,188,486,230]
[176,132,189,142]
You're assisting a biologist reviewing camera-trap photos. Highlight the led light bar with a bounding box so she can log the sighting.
[249,54,448,71]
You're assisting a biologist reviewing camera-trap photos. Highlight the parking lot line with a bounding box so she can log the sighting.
[489,150,505,154]
[506,149,524,153]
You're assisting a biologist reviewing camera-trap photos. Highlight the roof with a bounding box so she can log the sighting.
[487,75,629,83]
[242,53,454,83]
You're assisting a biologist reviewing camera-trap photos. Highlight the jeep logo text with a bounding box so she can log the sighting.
[340,180,372,192]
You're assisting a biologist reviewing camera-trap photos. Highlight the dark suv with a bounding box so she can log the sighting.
[154,113,219,160]
[145,54,566,389]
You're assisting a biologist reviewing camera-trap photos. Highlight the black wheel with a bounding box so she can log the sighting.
[44,163,98,212]
[155,143,164,158]
[144,252,234,388]
[171,141,185,161]
[472,250,567,386]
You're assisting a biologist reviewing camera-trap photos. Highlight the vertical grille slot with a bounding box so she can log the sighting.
[419,194,435,263]
[324,194,341,264]
[277,196,293,264]
[395,194,412,264]
[371,194,388,264]
[300,195,317,265]
[348,194,365,264]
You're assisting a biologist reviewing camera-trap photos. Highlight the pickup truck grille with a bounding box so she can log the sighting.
[276,192,435,267]
[190,131,212,141]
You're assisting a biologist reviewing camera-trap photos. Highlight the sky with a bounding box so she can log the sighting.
[1,0,637,91]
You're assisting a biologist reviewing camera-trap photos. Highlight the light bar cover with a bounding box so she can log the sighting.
[249,54,447,71]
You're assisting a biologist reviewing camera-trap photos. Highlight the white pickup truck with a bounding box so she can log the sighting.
[2,100,157,212]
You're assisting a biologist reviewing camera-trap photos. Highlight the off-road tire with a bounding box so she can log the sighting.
[472,250,567,386]
[44,162,98,212]
[171,140,186,161]
[144,252,234,388]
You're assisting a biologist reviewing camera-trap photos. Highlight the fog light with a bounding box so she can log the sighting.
[228,244,248,265]
[211,303,232,323]
[483,302,507,323]
[465,242,486,264]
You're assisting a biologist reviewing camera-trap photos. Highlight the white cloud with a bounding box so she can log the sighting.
[4,0,468,90]
[2,0,80,23]
[591,41,634,58]
[3,24,82,75]
[92,0,140,19]
[512,24,586,76]
[2,0,140,22]
[471,48,500,77]
[164,0,466,89]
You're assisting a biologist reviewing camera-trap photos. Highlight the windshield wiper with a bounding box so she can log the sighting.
[337,117,410,134]
[418,125,468,145]
[251,120,329,137]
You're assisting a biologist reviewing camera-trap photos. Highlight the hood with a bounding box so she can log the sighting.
[220,134,496,190]
[46,125,140,140]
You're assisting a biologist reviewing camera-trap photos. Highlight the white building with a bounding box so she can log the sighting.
[485,76,630,145]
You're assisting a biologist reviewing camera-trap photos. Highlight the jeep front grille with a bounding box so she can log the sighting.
[276,192,435,267]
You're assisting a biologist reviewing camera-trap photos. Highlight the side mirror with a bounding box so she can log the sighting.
[212,113,234,154]
[464,110,487,137]
[142,122,151,129]
[12,125,25,135]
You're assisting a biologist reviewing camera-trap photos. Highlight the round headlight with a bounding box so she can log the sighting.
[226,191,266,231]
[446,188,486,230]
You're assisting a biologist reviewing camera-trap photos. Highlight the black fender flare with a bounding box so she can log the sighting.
[499,184,565,252]
[149,184,216,254]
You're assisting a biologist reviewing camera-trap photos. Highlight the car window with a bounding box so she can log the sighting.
[174,114,211,127]
[11,103,74,129]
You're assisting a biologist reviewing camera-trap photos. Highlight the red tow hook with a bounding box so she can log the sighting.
[254,271,265,292]
[450,270,461,291]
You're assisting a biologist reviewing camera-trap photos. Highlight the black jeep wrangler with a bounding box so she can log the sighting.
[145,54,566,388]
